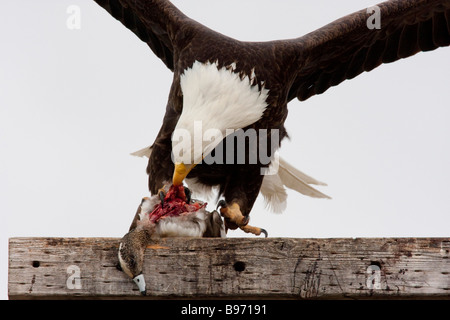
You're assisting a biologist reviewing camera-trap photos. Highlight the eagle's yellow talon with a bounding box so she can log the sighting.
[240,225,268,237]
[219,203,248,226]
[218,201,267,237]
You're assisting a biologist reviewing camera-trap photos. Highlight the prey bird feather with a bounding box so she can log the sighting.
[118,185,225,295]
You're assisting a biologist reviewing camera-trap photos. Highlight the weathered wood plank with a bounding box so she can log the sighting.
[8,237,450,299]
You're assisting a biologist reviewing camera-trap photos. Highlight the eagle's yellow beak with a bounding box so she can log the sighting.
[172,162,196,186]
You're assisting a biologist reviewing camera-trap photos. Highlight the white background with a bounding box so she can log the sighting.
[1,0,449,299]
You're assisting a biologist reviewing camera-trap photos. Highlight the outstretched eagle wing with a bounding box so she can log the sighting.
[93,0,208,193]
[94,0,198,71]
[288,0,450,102]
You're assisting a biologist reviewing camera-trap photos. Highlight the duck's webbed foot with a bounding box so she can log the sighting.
[217,200,268,237]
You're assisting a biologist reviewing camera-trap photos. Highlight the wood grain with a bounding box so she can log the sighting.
[8,237,450,299]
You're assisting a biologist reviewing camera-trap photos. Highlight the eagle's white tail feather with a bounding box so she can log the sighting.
[130,146,152,158]
[260,155,330,213]
[277,169,331,199]
[277,157,331,199]
[279,157,327,186]
[259,174,287,214]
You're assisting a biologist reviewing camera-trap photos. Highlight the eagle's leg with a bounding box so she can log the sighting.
[217,200,268,237]
[215,164,267,236]
[218,201,248,227]
[156,185,168,207]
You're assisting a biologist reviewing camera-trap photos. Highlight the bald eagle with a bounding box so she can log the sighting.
[94,0,450,235]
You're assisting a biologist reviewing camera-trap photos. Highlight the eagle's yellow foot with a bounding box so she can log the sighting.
[217,200,268,237]
[241,225,268,237]
[157,186,167,206]
[157,184,172,206]
[157,185,169,196]
[218,201,248,226]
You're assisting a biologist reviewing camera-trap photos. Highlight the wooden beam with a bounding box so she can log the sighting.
[8,237,450,299]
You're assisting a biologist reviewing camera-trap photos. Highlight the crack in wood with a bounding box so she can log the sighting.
[28,275,35,294]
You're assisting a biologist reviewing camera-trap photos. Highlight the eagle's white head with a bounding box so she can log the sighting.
[172,60,269,185]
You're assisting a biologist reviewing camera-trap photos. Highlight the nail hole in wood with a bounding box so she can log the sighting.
[370,261,381,269]
[32,261,40,268]
[233,261,246,272]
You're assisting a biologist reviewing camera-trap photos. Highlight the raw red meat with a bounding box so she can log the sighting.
[149,185,206,223]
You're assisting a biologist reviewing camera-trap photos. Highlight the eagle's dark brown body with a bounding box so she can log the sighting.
[148,35,295,220]
[94,0,450,232]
